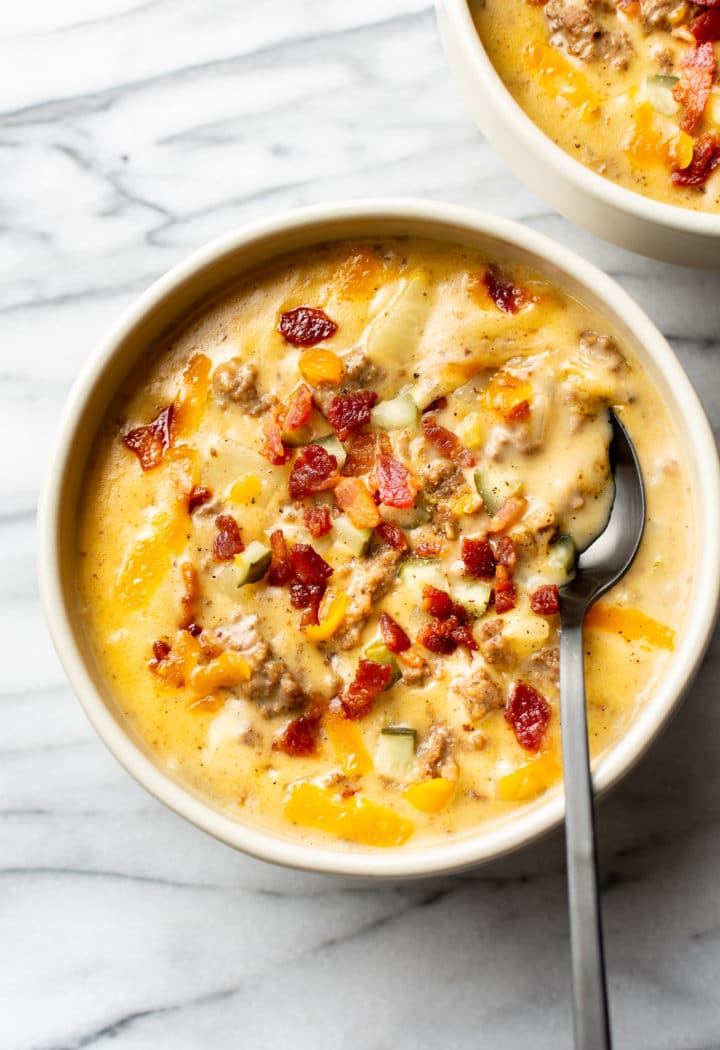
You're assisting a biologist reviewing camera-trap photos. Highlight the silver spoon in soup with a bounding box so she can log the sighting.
[559,409,645,1050]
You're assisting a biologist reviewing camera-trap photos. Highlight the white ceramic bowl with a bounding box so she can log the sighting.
[38,199,720,877]
[436,0,720,269]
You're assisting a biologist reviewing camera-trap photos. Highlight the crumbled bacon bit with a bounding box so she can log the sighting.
[268,528,292,586]
[288,444,340,499]
[186,623,203,637]
[418,616,478,655]
[423,397,448,413]
[505,400,530,423]
[212,514,245,560]
[179,561,199,628]
[123,404,174,471]
[342,432,377,476]
[493,578,517,614]
[690,8,720,43]
[260,402,290,466]
[415,541,447,558]
[303,504,332,537]
[494,536,517,575]
[672,132,720,186]
[148,640,185,687]
[376,453,419,508]
[530,584,560,616]
[505,682,551,752]
[341,659,392,720]
[421,416,475,468]
[375,521,408,551]
[278,306,338,347]
[484,265,534,315]
[421,585,468,622]
[283,384,314,431]
[462,536,497,579]
[287,543,333,625]
[188,485,212,512]
[273,713,322,756]
[152,640,170,662]
[673,42,715,134]
[327,390,378,440]
[379,612,411,653]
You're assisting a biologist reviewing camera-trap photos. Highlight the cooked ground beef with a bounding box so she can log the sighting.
[334,546,402,650]
[526,646,560,689]
[452,665,505,720]
[578,330,625,372]
[638,0,692,30]
[212,359,271,414]
[421,460,466,539]
[415,723,458,782]
[312,349,384,415]
[544,0,634,69]
[215,614,310,717]
[478,618,516,670]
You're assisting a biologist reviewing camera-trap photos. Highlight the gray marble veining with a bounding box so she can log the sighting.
[2,2,719,1048]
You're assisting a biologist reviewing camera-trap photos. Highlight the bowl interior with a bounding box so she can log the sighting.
[40,202,720,877]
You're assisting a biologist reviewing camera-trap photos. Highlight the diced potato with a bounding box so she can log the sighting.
[493,608,550,656]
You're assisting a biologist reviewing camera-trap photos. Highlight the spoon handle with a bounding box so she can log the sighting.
[560,613,612,1050]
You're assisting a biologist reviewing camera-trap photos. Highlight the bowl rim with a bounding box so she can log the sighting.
[436,0,720,238]
[38,197,720,878]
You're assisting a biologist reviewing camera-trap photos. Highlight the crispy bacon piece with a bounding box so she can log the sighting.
[179,561,199,629]
[341,658,392,720]
[418,616,478,655]
[288,543,333,625]
[188,485,212,512]
[123,404,174,471]
[530,584,560,616]
[421,416,475,468]
[186,623,203,637]
[268,528,292,586]
[273,713,322,756]
[462,536,497,579]
[303,504,332,537]
[283,384,314,431]
[493,574,517,614]
[505,400,530,423]
[260,403,290,466]
[488,495,527,535]
[423,396,448,413]
[327,390,378,440]
[278,306,338,347]
[288,444,340,499]
[505,682,551,752]
[375,521,408,551]
[335,477,381,528]
[376,453,419,509]
[212,514,245,560]
[673,42,715,134]
[342,432,377,476]
[690,8,720,42]
[379,612,411,653]
[484,265,534,315]
[421,585,468,622]
[415,541,447,559]
[148,640,185,687]
[494,536,517,575]
[672,132,720,186]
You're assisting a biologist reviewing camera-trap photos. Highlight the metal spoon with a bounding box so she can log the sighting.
[559,410,646,1050]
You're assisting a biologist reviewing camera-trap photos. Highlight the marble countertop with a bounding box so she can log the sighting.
[3,2,720,1047]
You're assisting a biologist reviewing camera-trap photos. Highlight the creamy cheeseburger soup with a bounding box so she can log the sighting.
[78,239,692,849]
[473,0,720,210]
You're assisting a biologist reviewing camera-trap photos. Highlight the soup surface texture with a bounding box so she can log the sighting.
[472,0,720,211]
[78,238,692,850]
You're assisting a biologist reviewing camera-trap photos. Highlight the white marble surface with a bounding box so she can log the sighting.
[3,2,720,1047]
